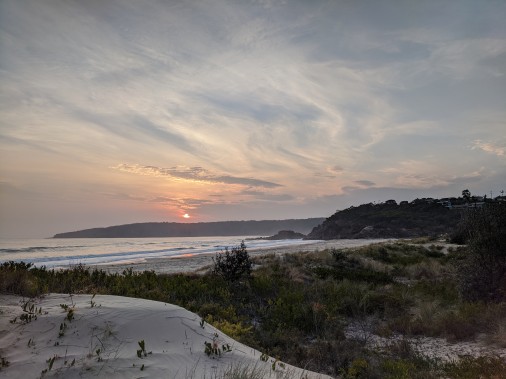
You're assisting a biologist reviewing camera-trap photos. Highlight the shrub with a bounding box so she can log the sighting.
[213,241,252,283]
[442,355,506,379]
[0,261,40,297]
[456,203,506,302]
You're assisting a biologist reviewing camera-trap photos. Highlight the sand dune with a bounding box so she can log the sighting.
[0,294,332,379]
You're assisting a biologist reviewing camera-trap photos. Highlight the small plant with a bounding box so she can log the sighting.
[10,300,41,324]
[204,333,232,359]
[58,322,67,337]
[136,340,150,358]
[95,348,102,362]
[19,312,37,323]
[66,308,74,322]
[271,358,285,371]
[0,356,9,370]
[90,294,97,308]
[41,354,57,375]
[260,353,269,362]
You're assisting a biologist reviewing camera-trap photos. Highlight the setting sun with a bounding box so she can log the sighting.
[182,213,190,219]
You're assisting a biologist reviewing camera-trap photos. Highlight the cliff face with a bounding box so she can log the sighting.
[53,218,325,238]
[306,202,462,240]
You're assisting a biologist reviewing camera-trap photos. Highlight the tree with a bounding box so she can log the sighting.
[457,203,506,302]
[462,189,471,204]
[213,241,252,283]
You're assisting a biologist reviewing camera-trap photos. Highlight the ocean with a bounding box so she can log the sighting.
[0,236,320,269]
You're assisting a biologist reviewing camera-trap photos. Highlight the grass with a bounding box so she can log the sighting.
[1,240,505,378]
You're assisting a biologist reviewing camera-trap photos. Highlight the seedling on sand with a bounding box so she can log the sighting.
[10,300,43,324]
[95,348,102,362]
[60,303,75,322]
[260,351,286,372]
[90,293,100,308]
[271,358,285,371]
[66,308,74,322]
[0,356,9,370]
[58,322,67,337]
[204,333,232,359]
[136,340,151,358]
[41,354,58,376]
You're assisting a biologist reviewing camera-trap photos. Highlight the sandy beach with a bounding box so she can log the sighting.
[95,239,391,274]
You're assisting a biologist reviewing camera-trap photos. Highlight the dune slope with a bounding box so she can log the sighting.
[0,294,331,379]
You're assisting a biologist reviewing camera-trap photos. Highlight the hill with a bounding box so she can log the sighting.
[53,218,325,238]
[306,200,462,239]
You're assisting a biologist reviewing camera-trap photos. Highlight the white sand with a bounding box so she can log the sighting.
[96,239,391,274]
[0,294,332,379]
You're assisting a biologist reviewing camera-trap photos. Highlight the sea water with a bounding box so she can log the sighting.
[0,237,319,269]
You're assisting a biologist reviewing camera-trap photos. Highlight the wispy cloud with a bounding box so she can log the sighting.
[472,140,505,157]
[1,0,505,236]
[240,190,294,202]
[112,164,282,188]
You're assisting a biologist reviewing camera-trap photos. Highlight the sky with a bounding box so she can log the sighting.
[1,0,505,238]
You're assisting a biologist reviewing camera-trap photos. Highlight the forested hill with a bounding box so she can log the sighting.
[305,200,462,240]
[53,218,325,238]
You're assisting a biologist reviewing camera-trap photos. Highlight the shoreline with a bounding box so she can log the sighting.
[93,238,392,274]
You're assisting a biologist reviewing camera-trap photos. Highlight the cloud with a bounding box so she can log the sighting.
[240,190,295,202]
[314,165,345,178]
[354,180,375,187]
[380,160,486,190]
[472,140,505,157]
[1,1,506,236]
[112,164,282,188]
[102,192,146,202]
[148,196,216,209]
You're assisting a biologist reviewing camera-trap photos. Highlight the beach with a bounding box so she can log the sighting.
[95,239,391,274]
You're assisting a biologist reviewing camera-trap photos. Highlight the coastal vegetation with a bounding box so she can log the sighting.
[2,203,505,378]
[306,199,462,240]
[307,191,505,241]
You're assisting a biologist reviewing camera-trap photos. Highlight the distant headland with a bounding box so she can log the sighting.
[53,218,325,238]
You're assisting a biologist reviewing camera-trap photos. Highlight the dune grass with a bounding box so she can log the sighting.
[1,240,505,378]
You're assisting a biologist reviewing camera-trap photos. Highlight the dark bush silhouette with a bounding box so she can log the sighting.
[457,203,506,302]
[213,241,252,283]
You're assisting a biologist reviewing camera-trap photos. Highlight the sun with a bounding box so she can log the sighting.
[182,213,190,219]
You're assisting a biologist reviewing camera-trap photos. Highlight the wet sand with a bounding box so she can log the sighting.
[95,239,391,274]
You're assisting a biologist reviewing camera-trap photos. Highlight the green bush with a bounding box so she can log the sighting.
[213,241,252,283]
[456,203,506,302]
[442,355,506,379]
